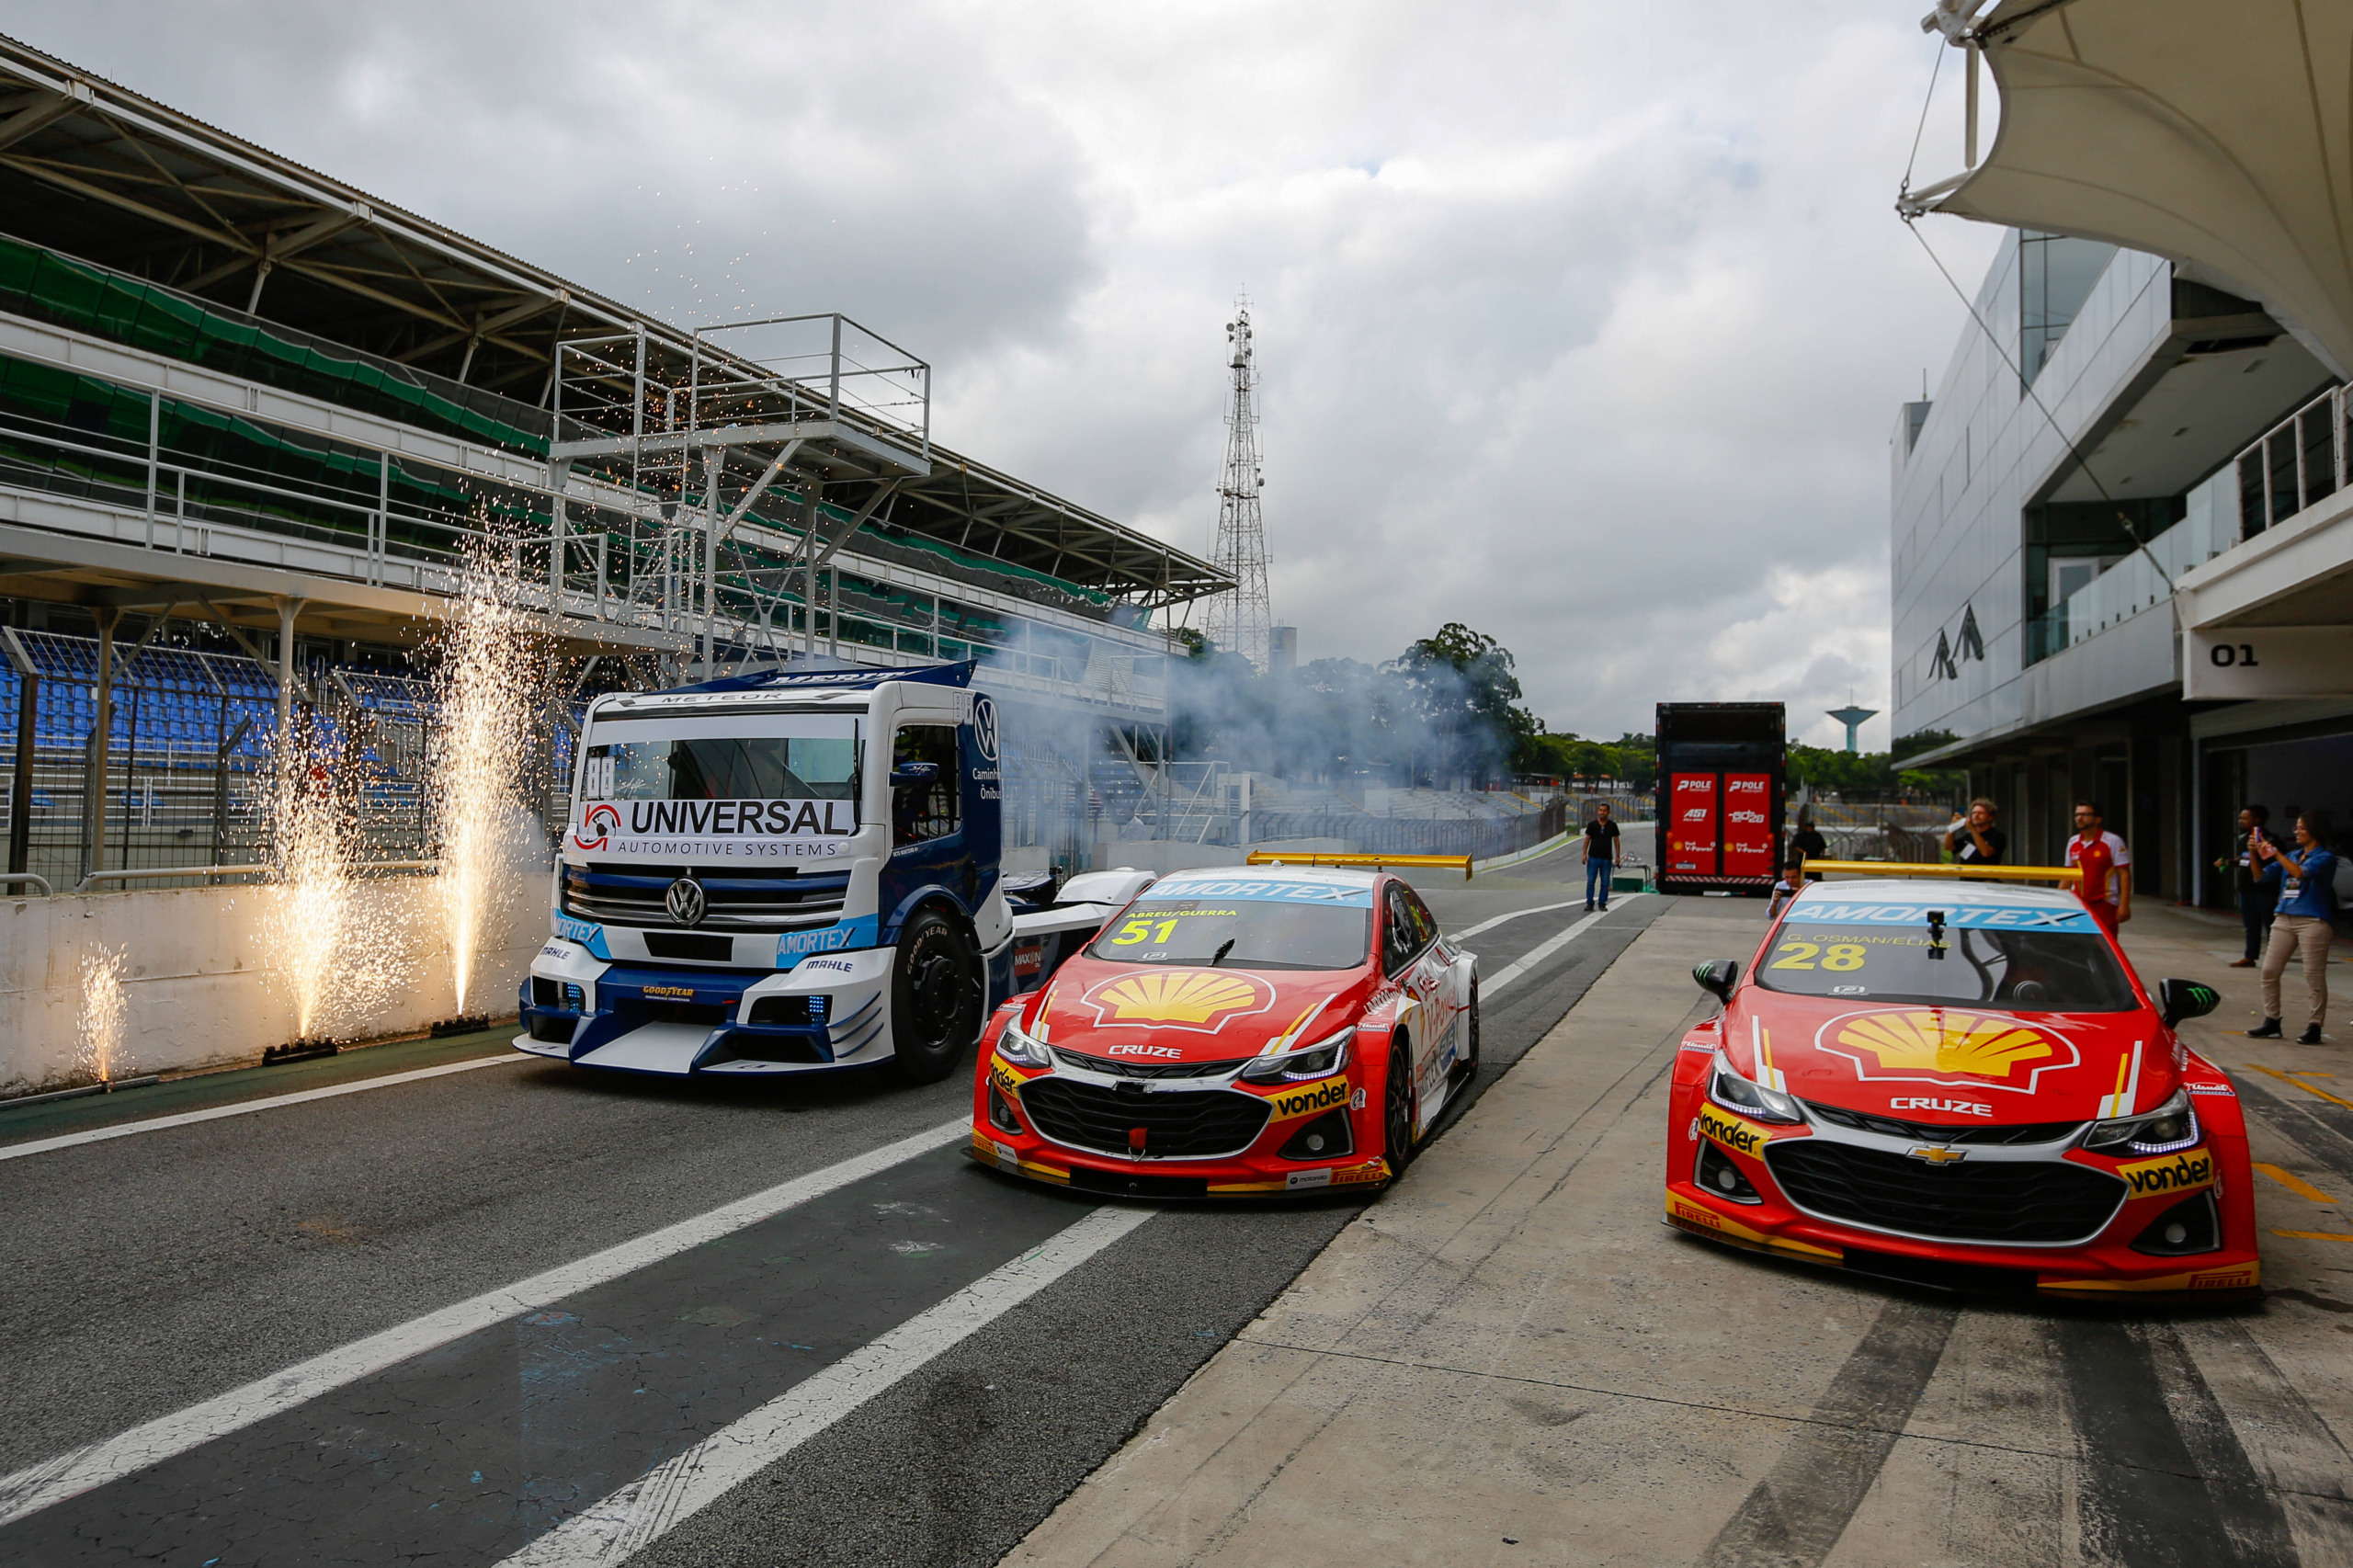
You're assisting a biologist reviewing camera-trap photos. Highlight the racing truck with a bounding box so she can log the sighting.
[515,661,1148,1085]
[1656,701,1786,897]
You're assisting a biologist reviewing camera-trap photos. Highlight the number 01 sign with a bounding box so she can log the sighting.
[2182,627,2353,699]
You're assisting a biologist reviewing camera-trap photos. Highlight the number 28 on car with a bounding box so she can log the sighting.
[1665,870,2257,1300]
[968,866,1478,1199]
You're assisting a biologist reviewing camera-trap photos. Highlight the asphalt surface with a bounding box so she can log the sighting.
[0,838,1658,1567]
[1005,896,2353,1568]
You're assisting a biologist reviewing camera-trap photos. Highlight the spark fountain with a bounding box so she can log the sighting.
[259,722,360,1061]
[74,944,128,1087]
[427,562,546,1031]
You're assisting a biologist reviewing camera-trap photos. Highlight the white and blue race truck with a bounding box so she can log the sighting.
[516,661,1148,1084]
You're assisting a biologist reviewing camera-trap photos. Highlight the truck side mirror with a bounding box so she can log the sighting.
[2158,978,2220,1028]
[891,761,940,789]
[1693,960,1739,1002]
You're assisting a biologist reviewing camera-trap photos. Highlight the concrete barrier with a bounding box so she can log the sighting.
[0,873,551,1100]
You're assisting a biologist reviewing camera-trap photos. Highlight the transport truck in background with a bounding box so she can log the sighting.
[516,662,1148,1085]
[1654,701,1785,896]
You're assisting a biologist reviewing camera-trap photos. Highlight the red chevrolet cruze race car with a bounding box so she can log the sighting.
[968,866,1477,1198]
[1666,870,2255,1299]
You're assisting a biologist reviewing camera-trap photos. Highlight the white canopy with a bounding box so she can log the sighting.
[1907,0,2353,379]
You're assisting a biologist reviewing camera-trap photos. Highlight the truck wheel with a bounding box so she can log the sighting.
[1381,1032,1418,1176]
[889,909,981,1085]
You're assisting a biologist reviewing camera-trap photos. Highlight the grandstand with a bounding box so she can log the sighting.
[0,34,1231,887]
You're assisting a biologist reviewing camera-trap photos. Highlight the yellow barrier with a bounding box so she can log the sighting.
[1245,851,1475,881]
[1801,858,2081,886]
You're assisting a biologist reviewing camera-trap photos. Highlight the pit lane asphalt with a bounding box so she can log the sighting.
[0,838,1659,1566]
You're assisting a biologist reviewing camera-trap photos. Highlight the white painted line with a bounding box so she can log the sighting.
[1454,899,1586,942]
[0,1118,972,1528]
[497,1205,1156,1567]
[0,1053,529,1165]
[1481,893,1645,997]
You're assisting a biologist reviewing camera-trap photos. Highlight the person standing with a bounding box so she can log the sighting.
[1944,798,2007,865]
[2066,800,2132,935]
[1581,801,1621,913]
[2220,803,2277,968]
[1790,812,1828,881]
[2247,810,2338,1044]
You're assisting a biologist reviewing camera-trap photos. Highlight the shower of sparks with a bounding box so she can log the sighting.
[259,719,402,1040]
[429,557,546,1017]
[74,944,128,1085]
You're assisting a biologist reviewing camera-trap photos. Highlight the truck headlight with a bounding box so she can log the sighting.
[2084,1087,2199,1154]
[1709,1051,1802,1125]
[1240,1028,1354,1084]
[996,1017,1051,1069]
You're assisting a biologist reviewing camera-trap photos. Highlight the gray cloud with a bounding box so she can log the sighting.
[4,1,2002,750]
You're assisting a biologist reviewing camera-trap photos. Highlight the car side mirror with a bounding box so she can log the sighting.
[1693,960,1739,1002]
[891,761,940,789]
[2159,978,2220,1028]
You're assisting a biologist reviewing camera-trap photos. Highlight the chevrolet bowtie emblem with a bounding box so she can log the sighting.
[1907,1144,1967,1165]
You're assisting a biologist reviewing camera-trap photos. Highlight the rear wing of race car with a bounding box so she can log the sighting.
[1800,858,2081,886]
[1245,850,1474,881]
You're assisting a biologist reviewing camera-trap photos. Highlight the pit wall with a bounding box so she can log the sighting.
[0,874,551,1099]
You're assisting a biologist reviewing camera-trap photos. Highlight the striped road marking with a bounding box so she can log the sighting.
[496,1206,1156,1566]
[0,1119,972,1527]
[1482,895,1645,997]
[0,1053,528,1165]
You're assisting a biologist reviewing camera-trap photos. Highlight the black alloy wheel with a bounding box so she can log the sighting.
[889,909,981,1085]
[1382,1032,1418,1176]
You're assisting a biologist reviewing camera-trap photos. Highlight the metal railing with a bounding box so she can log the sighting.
[2029,382,2348,662]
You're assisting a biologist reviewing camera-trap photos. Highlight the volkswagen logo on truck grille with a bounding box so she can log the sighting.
[665,878,708,927]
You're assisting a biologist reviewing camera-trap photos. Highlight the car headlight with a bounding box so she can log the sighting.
[995,1016,1051,1069]
[1240,1027,1355,1084]
[1709,1051,1802,1125]
[2084,1087,2199,1154]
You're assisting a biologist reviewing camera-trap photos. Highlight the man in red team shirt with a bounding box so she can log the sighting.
[2066,800,2132,934]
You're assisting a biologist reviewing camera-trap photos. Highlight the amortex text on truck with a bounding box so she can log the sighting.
[513,661,1140,1085]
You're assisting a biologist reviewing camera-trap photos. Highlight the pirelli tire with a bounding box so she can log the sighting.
[888,908,983,1086]
[1381,1030,1418,1176]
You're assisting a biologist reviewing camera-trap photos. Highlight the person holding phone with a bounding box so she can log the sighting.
[2248,810,2339,1044]
[2219,803,2277,968]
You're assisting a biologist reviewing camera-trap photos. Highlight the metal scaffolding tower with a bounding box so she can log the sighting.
[1203,302,1272,670]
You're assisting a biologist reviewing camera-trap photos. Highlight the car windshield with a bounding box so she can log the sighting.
[1085,897,1372,971]
[582,714,860,801]
[1758,901,2139,1011]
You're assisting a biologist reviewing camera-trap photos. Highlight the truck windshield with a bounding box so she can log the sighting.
[1085,898,1371,971]
[581,714,860,801]
[1757,907,2137,1012]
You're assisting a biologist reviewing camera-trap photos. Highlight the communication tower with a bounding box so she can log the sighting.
[1204,301,1272,669]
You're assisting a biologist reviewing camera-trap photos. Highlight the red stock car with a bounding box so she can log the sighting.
[968,866,1478,1198]
[1666,870,2257,1300]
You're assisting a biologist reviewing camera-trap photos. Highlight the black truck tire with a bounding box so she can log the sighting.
[888,909,981,1085]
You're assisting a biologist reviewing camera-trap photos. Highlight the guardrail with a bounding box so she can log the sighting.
[1246,850,1474,881]
[1,871,52,895]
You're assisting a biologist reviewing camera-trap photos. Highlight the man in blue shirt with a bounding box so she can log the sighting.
[2248,809,2339,1044]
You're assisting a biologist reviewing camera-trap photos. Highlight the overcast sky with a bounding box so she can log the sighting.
[3,1,2003,750]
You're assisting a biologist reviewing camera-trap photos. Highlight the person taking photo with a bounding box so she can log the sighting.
[1944,798,2006,865]
[2247,810,2338,1044]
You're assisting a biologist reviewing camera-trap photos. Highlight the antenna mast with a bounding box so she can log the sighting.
[1205,300,1272,669]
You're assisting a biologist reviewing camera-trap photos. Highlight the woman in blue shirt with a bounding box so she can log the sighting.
[2248,810,2339,1044]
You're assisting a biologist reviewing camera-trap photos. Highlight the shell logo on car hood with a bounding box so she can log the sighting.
[1076,969,1278,1032]
[1815,1008,2082,1094]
